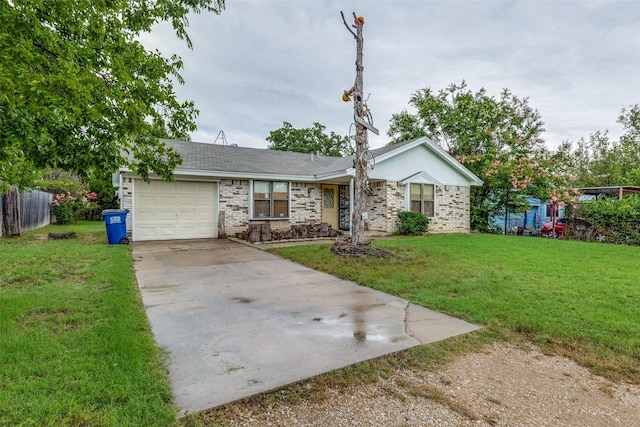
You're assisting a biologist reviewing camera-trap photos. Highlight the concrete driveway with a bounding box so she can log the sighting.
[132,239,480,416]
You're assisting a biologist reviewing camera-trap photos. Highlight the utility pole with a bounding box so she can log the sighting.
[341,11,376,246]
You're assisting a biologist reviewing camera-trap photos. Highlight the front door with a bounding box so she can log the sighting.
[321,185,338,228]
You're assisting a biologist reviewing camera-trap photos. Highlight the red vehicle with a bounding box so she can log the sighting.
[541,217,566,237]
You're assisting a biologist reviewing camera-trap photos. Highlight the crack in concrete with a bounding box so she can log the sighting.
[403,301,415,338]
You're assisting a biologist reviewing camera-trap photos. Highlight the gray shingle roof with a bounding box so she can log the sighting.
[132,137,483,186]
[368,138,415,156]
[160,139,353,177]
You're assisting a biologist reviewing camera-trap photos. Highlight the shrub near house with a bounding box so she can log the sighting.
[395,211,430,235]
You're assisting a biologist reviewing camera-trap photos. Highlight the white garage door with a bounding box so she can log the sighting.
[133,180,218,241]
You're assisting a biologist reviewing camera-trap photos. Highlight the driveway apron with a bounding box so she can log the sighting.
[132,239,480,416]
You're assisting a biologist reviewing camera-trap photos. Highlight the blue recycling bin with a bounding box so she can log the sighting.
[102,209,129,244]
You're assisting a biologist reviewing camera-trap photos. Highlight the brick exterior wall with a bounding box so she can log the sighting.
[218,179,250,235]
[430,185,471,233]
[121,176,472,239]
[290,183,322,225]
[364,181,388,233]
[218,180,322,236]
[121,176,133,237]
[384,181,406,233]
[363,181,471,234]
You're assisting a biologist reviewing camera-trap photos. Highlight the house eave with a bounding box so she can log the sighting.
[120,167,332,183]
[315,170,353,181]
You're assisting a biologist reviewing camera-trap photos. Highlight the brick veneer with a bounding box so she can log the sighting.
[431,185,471,233]
[121,177,472,239]
[121,176,133,237]
[363,181,471,234]
[217,179,249,235]
[218,180,322,236]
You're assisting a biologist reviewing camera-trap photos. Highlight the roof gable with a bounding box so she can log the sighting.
[369,137,483,186]
[400,171,443,187]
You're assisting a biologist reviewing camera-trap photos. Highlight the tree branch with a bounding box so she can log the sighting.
[33,42,58,60]
[340,11,356,38]
[96,71,113,89]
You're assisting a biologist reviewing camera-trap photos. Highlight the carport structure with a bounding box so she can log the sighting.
[580,186,640,200]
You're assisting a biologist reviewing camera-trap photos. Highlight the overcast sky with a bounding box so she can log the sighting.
[140,0,640,151]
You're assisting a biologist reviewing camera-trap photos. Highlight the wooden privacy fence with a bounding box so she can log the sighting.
[1,188,53,237]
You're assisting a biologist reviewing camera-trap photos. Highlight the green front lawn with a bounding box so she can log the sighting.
[3,225,639,425]
[0,222,176,426]
[269,234,640,383]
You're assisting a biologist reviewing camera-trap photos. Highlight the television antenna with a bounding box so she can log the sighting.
[214,130,227,145]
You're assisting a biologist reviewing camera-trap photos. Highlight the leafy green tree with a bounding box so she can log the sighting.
[571,131,619,187]
[570,105,640,188]
[388,81,573,231]
[267,122,354,157]
[619,104,640,143]
[0,0,224,187]
[615,105,640,184]
[0,146,41,193]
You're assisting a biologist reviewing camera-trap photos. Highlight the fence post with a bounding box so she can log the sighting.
[1,187,21,237]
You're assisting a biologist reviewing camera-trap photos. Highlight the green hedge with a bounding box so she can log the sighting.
[580,195,640,245]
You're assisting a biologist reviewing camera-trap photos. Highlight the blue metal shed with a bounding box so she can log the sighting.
[489,196,564,235]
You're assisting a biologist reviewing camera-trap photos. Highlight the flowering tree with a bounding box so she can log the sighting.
[50,193,78,225]
[50,190,99,224]
[37,172,101,223]
[388,81,575,230]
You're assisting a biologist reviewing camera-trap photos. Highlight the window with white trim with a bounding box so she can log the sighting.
[545,203,554,218]
[252,181,289,218]
[410,183,434,217]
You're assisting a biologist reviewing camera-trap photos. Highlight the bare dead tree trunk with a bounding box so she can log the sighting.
[341,11,368,245]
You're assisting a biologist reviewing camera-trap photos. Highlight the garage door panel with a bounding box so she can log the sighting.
[137,212,161,221]
[158,212,179,221]
[179,195,198,204]
[179,212,195,221]
[133,179,217,241]
[178,182,198,191]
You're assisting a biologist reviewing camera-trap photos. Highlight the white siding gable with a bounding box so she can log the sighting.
[368,142,479,186]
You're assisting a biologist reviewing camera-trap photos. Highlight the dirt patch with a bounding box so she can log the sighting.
[19,308,86,333]
[331,239,394,259]
[1,277,40,289]
[215,343,640,426]
[79,233,105,244]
